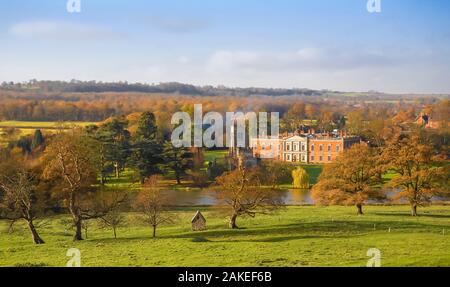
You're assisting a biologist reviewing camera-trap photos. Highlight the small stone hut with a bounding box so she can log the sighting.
[191,211,206,231]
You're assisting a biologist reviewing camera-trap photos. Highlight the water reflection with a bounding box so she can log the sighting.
[280,189,314,205]
[163,188,447,206]
[164,188,314,206]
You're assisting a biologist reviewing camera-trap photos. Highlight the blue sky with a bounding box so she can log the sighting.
[1,0,450,93]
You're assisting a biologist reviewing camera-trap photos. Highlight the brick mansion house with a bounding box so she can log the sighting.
[251,130,361,164]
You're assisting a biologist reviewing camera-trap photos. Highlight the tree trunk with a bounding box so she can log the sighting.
[100,176,106,186]
[229,213,238,229]
[27,220,45,244]
[74,218,83,241]
[69,192,83,241]
[356,203,364,215]
[113,227,117,239]
[176,172,181,184]
[411,202,418,217]
[114,163,120,179]
[152,225,157,238]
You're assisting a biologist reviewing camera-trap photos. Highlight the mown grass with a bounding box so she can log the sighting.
[1,205,449,267]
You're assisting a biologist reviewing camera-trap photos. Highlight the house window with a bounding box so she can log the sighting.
[328,155,331,161]
[302,156,305,162]
[336,145,340,152]
[319,156,323,162]
[262,144,266,150]
[302,144,305,151]
[328,145,331,152]
[286,144,291,151]
[311,145,314,151]
[311,155,315,161]
[286,154,291,161]
[319,145,323,152]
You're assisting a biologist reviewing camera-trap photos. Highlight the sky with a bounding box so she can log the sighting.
[0,0,450,94]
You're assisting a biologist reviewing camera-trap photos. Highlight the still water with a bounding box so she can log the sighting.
[163,189,448,206]
[164,189,313,206]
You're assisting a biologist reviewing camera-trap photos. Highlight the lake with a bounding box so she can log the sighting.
[165,189,314,206]
[164,189,449,206]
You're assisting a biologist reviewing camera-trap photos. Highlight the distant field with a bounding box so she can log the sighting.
[1,205,449,267]
[0,121,96,129]
[0,121,98,144]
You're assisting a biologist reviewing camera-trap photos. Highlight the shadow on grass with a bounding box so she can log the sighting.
[373,212,450,219]
[86,219,448,244]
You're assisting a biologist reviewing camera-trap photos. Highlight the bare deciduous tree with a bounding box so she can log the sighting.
[43,130,126,241]
[0,157,47,244]
[134,175,174,238]
[98,210,125,239]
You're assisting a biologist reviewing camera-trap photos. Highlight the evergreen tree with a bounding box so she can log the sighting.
[162,141,193,184]
[97,118,131,179]
[129,112,163,183]
[30,129,45,150]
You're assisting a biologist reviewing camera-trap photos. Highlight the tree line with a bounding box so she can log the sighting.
[0,87,446,126]
[1,108,449,245]
[1,80,329,97]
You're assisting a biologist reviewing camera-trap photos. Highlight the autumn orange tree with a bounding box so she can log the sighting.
[312,144,383,215]
[215,167,283,229]
[382,132,448,216]
[43,130,101,241]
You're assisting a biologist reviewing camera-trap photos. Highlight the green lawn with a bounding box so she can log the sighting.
[204,149,228,164]
[1,205,449,267]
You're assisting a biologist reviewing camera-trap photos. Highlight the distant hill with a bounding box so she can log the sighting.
[0,80,342,97]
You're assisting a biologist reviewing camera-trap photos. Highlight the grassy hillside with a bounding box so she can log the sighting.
[1,205,449,267]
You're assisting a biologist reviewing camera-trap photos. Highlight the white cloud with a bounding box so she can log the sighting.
[296,48,322,61]
[9,21,117,40]
[178,56,191,64]
[206,48,397,74]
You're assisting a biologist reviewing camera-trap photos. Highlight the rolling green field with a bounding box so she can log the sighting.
[0,121,96,128]
[1,205,449,267]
